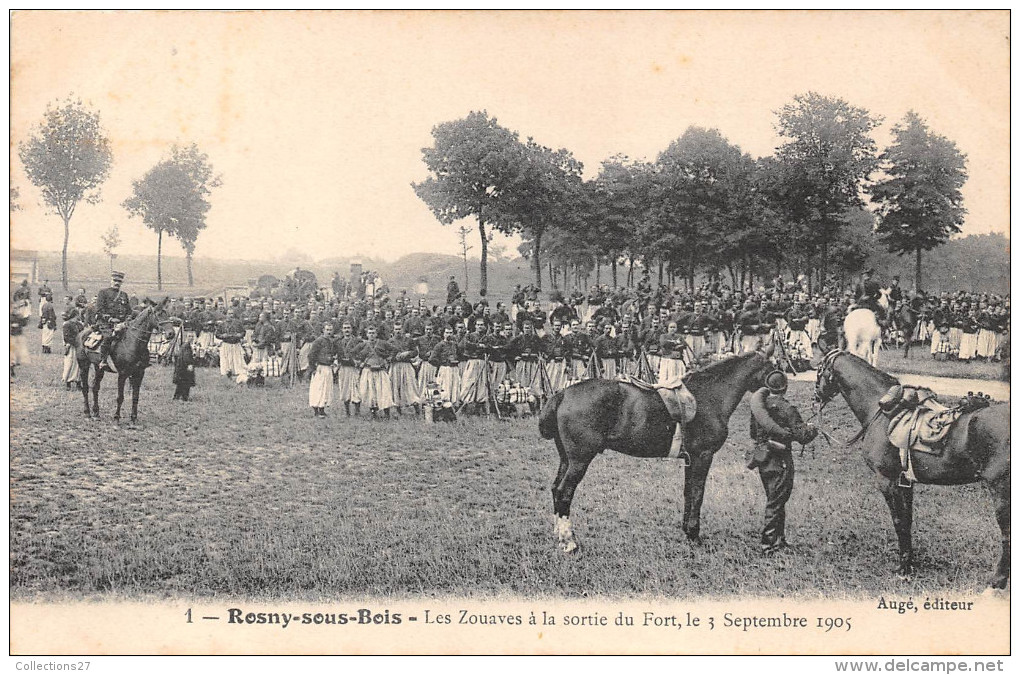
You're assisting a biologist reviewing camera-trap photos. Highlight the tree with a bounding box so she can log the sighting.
[590,157,654,288]
[506,139,584,289]
[655,127,749,291]
[773,92,881,287]
[18,97,113,290]
[829,208,879,289]
[412,111,524,296]
[870,111,968,291]
[124,144,220,290]
[101,225,121,273]
[169,144,221,287]
[456,224,473,294]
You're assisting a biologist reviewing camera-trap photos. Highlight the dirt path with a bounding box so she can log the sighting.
[791,370,1010,402]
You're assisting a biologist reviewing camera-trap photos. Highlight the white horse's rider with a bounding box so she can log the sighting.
[844,268,888,367]
[853,268,885,319]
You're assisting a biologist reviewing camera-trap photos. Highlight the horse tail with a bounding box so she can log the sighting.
[538,390,564,440]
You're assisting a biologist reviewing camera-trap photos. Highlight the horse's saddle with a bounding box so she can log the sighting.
[82,329,104,351]
[80,325,123,356]
[884,385,987,456]
[618,374,698,461]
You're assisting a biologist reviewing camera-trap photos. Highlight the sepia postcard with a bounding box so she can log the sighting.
[8,10,1011,666]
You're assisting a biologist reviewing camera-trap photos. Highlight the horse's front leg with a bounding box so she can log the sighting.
[129,372,144,423]
[114,373,127,421]
[91,369,103,416]
[878,477,914,579]
[80,363,92,417]
[682,449,715,544]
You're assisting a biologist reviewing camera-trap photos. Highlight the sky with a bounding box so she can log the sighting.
[9,10,1010,264]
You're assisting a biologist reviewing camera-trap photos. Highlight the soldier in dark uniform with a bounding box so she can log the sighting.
[736,300,765,354]
[388,320,421,415]
[335,322,365,415]
[12,280,32,311]
[429,325,462,404]
[172,334,197,402]
[591,302,619,328]
[506,320,546,400]
[563,319,593,381]
[61,304,84,388]
[549,300,577,326]
[888,275,903,306]
[686,302,715,359]
[307,323,338,417]
[38,293,57,353]
[446,276,461,305]
[38,279,52,309]
[404,306,425,337]
[93,271,132,371]
[74,288,89,312]
[747,371,818,555]
[591,322,622,379]
[640,315,664,376]
[251,312,277,364]
[854,268,883,316]
[543,319,570,392]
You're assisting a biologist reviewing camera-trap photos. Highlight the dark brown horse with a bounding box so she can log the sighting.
[892,304,920,358]
[76,298,173,423]
[538,350,775,553]
[815,350,1010,589]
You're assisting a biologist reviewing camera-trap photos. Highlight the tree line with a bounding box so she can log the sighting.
[413,94,968,297]
[16,97,221,291]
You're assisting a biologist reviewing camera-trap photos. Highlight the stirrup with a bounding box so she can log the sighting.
[897,472,914,489]
[677,451,691,467]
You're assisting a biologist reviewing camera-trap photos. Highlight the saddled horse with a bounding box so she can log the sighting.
[843,290,890,367]
[538,349,775,553]
[76,298,173,423]
[815,350,1010,589]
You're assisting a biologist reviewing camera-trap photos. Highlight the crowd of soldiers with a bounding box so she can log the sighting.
[11,265,1010,414]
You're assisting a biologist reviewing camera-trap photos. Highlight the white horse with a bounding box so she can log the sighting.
[843,289,890,368]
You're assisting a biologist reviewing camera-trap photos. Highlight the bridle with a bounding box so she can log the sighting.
[120,306,175,345]
[812,349,882,447]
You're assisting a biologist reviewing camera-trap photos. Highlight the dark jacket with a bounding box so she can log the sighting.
[173,343,196,386]
[749,387,816,447]
[96,287,131,322]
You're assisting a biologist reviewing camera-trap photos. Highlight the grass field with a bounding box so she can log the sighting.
[876,346,1006,381]
[9,329,1009,602]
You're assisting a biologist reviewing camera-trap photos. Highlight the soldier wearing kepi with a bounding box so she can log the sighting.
[94,271,132,371]
[747,371,818,555]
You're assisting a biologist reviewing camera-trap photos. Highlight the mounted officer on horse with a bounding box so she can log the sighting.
[85,270,132,372]
[77,271,172,423]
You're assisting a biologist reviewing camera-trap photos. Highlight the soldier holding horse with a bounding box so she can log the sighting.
[747,370,818,555]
